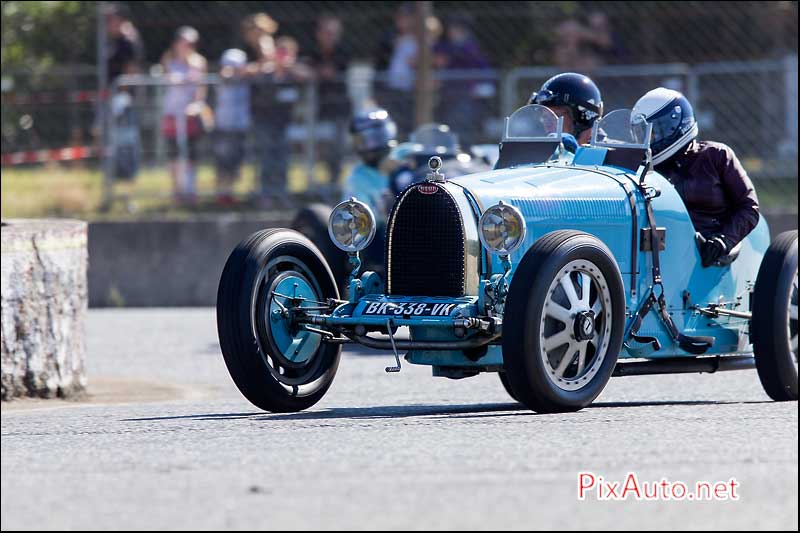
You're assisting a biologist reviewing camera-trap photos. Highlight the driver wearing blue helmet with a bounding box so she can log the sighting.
[632,88,760,267]
[341,108,398,219]
[528,72,604,147]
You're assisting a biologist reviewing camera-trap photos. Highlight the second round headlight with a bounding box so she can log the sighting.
[478,201,526,255]
[328,198,377,253]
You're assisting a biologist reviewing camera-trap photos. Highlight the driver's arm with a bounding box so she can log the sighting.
[716,144,760,250]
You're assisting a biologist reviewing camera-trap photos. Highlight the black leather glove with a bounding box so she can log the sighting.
[701,235,728,267]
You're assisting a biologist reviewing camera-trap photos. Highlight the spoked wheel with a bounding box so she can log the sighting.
[752,230,798,401]
[537,260,614,391]
[503,230,625,413]
[217,229,341,412]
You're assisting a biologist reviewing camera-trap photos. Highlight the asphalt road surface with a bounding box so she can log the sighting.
[2,308,798,530]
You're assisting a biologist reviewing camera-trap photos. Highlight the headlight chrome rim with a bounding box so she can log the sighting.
[328,198,377,253]
[478,201,527,255]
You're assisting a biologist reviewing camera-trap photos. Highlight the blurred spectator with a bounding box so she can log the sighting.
[239,14,276,205]
[587,12,626,64]
[104,4,143,84]
[433,16,491,146]
[307,14,351,187]
[434,17,488,72]
[427,15,444,45]
[553,13,616,71]
[249,32,312,206]
[160,26,210,204]
[377,3,418,136]
[241,12,279,60]
[103,4,143,183]
[214,49,251,206]
[239,13,310,206]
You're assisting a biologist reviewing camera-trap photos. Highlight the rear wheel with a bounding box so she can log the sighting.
[217,229,341,412]
[752,230,798,401]
[503,231,626,413]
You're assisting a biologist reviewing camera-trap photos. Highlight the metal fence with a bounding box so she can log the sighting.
[3,58,798,213]
[1,65,98,157]
[1,0,797,216]
[88,57,798,209]
[92,68,505,210]
[503,57,800,178]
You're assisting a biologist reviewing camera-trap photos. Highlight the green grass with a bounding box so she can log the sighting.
[1,162,345,220]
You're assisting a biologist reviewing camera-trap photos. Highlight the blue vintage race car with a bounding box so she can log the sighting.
[217,105,798,413]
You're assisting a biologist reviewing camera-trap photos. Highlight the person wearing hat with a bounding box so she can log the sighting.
[214,49,251,205]
[160,26,210,204]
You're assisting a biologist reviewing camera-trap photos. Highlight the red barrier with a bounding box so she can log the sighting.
[1,146,97,166]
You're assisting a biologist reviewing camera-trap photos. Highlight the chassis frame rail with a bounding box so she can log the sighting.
[613,355,755,376]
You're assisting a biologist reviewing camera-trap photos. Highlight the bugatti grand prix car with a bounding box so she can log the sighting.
[217,104,798,413]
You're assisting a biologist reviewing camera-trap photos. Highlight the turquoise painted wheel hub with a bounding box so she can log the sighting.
[267,273,322,365]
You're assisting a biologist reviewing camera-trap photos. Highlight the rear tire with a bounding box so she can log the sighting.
[752,230,798,401]
[217,229,341,412]
[503,230,626,413]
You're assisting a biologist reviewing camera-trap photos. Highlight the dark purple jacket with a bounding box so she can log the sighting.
[654,140,760,250]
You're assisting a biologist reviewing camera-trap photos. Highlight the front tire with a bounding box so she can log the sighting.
[503,231,626,413]
[752,230,798,401]
[498,372,520,403]
[217,229,341,412]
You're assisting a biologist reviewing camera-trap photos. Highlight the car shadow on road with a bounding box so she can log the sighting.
[123,399,772,423]
[592,399,773,408]
[123,403,528,423]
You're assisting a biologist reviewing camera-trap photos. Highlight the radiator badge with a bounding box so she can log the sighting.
[417,183,439,195]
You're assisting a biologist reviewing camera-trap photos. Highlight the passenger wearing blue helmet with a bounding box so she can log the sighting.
[633,88,760,267]
[341,108,398,220]
[528,72,604,147]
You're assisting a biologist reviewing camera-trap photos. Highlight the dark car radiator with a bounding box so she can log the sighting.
[386,184,466,297]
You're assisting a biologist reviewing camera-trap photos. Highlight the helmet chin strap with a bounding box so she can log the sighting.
[573,119,594,138]
[571,106,600,138]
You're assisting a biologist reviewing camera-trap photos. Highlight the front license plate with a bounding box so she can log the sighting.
[361,301,459,317]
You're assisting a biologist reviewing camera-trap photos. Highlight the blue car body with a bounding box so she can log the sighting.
[218,104,795,414]
[328,146,769,374]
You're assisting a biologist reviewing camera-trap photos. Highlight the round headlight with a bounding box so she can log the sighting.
[328,198,377,253]
[478,201,526,255]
